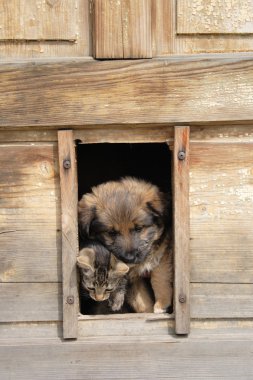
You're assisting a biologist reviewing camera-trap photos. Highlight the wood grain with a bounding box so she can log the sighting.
[0,143,61,282]
[0,283,62,322]
[0,0,79,40]
[93,0,152,58]
[173,126,190,334]
[190,142,253,284]
[0,0,91,59]
[1,56,253,127]
[121,0,152,58]
[0,337,253,379]
[191,283,253,318]
[58,130,79,339]
[0,282,252,323]
[93,0,123,59]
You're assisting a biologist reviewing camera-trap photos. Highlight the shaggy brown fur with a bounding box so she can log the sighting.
[78,177,173,313]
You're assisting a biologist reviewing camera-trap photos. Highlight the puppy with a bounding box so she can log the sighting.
[78,177,173,313]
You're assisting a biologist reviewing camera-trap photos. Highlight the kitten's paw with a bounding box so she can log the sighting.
[154,302,168,314]
[109,296,124,311]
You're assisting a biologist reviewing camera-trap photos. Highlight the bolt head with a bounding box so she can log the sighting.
[67,296,74,305]
[179,294,186,303]
[63,159,71,169]
[178,151,186,161]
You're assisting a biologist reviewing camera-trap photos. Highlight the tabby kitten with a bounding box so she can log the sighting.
[77,242,129,312]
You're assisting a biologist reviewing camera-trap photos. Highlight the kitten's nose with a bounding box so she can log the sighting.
[95,294,104,301]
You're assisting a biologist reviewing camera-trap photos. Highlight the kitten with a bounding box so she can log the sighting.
[77,242,129,312]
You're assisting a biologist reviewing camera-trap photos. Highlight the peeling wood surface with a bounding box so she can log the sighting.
[93,0,152,58]
[153,0,253,55]
[177,0,253,34]
[190,143,253,283]
[1,57,253,127]
[0,143,61,282]
[0,0,79,40]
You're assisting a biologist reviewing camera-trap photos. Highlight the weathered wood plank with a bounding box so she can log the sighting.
[0,282,252,323]
[0,0,79,40]
[2,319,253,342]
[0,0,91,59]
[190,125,253,143]
[93,0,123,59]
[58,131,79,339]
[1,56,253,127]
[0,338,252,379]
[0,125,253,144]
[177,0,253,34]
[0,144,61,282]
[173,126,190,334]
[93,0,152,59]
[191,283,253,318]
[153,1,253,56]
[190,143,253,283]
[75,125,173,143]
[0,283,62,322]
[121,0,152,58]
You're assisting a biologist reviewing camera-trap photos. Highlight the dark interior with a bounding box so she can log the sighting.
[76,142,172,315]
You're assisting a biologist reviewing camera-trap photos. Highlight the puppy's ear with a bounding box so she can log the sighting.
[77,248,95,271]
[110,255,129,276]
[78,195,96,237]
[147,192,171,227]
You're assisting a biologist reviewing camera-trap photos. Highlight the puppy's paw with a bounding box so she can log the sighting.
[154,301,168,314]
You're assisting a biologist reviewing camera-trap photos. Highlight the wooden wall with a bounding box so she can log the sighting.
[1,0,253,59]
[0,126,253,332]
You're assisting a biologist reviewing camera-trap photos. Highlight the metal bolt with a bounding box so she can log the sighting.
[179,294,186,303]
[63,159,71,169]
[67,296,74,305]
[178,151,186,161]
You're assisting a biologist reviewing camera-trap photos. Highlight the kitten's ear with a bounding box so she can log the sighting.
[77,248,95,271]
[110,255,129,276]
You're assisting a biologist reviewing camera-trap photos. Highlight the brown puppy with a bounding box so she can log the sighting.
[78,177,173,313]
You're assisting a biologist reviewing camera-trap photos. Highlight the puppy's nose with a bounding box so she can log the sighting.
[125,251,137,262]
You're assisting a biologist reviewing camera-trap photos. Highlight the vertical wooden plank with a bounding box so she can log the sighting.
[58,130,78,339]
[93,0,152,59]
[93,0,124,59]
[122,0,152,58]
[173,126,190,335]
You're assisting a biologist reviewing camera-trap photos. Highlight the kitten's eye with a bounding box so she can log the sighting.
[105,288,114,292]
[87,286,95,291]
[108,230,119,238]
[134,225,143,233]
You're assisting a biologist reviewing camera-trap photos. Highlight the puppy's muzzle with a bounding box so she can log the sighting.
[118,250,144,264]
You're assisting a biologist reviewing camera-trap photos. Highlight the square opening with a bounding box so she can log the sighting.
[76,142,172,316]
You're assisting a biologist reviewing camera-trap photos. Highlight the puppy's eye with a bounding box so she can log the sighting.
[108,230,119,237]
[134,226,143,233]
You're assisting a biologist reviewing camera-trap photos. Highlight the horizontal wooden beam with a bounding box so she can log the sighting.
[1,56,253,128]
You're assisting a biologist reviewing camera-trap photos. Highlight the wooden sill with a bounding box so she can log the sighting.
[78,313,174,321]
